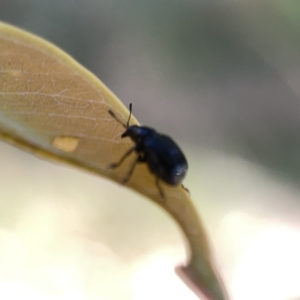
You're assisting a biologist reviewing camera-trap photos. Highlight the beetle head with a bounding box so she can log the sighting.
[121,125,145,142]
[109,103,149,142]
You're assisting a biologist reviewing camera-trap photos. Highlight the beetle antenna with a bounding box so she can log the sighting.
[126,103,133,129]
[108,110,126,129]
[108,103,133,129]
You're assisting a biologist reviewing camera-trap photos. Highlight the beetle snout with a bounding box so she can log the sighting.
[121,130,129,138]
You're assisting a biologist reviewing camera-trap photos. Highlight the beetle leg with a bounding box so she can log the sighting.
[137,153,147,162]
[122,157,139,184]
[108,147,136,169]
[181,184,190,195]
[155,177,165,201]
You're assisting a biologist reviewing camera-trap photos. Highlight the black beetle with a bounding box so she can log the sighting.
[108,103,188,199]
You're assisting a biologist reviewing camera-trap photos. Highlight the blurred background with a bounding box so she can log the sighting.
[1,0,300,299]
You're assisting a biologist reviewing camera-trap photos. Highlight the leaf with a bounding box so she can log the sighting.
[0,21,229,300]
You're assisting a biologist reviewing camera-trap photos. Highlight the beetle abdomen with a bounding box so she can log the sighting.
[144,134,188,185]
